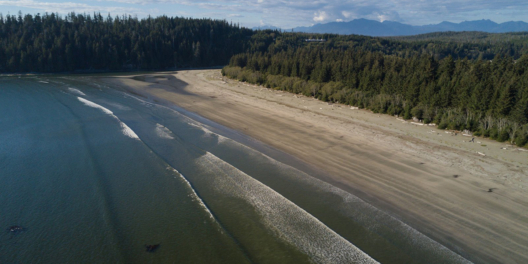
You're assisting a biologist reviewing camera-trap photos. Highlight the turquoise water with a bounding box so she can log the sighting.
[0,76,471,263]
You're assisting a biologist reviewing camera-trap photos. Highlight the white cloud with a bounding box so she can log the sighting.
[0,0,142,14]
[377,14,387,22]
[342,11,353,19]
[375,10,401,22]
[313,10,327,22]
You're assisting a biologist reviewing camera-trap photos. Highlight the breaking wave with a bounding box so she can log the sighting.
[77,97,139,139]
[119,123,139,139]
[155,124,175,139]
[196,151,378,264]
[119,92,230,144]
[187,122,228,143]
[166,166,217,222]
[212,135,471,263]
[68,87,86,96]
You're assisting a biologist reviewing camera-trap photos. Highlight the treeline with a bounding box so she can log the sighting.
[386,31,528,59]
[262,32,528,61]
[3,12,528,74]
[222,47,528,147]
[389,31,528,44]
[0,12,258,72]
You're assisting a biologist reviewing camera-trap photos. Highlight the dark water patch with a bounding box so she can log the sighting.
[0,80,124,263]
[0,78,249,264]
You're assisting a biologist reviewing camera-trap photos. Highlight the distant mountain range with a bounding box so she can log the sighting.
[257,19,528,36]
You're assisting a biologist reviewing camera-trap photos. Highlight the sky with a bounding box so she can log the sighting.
[0,0,527,29]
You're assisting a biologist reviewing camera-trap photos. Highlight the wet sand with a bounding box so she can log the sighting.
[100,70,528,264]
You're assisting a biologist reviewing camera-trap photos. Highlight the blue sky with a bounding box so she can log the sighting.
[0,0,527,28]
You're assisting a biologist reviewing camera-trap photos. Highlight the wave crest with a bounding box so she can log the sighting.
[68,87,86,96]
[77,97,139,139]
[197,151,377,264]
[155,124,175,139]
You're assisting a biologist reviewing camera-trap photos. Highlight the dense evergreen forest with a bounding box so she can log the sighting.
[2,12,528,73]
[261,31,528,60]
[2,12,528,146]
[222,46,528,147]
[390,31,528,44]
[387,31,528,59]
[0,12,258,72]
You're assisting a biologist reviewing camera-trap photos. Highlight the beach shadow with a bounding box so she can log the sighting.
[132,74,195,97]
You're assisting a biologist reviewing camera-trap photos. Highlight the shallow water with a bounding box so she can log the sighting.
[0,76,470,263]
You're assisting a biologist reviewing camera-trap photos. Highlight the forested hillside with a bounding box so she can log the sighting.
[389,31,528,44]
[0,12,257,72]
[2,12,528,73]
[266,32,528,60]
[222,46,528,147]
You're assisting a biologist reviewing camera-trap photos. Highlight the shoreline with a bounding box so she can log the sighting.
[99,70,528,263]
[0,66,226,77]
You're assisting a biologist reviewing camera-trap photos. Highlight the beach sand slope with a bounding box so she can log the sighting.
[101,70,528,264]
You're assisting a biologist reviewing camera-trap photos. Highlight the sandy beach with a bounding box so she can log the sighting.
[100,70,528,264]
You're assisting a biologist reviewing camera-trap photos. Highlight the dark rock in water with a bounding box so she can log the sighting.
[145,244,160,252]
[8,226,25,233]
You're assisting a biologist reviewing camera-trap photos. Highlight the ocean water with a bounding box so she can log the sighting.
[0,76,471,264]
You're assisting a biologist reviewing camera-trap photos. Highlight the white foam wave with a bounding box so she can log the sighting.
[122,93,155,107]
[77,97,139,140]
[78,97,113,115]
[119,93,229,143]
[166,166,216,222]
[187,123,228,143]
[68,87,86,96]
[103,101,131,111]
[120,122,139,139]
[197,152,377,264]
[156,124,175,139]
[38,81,49,83]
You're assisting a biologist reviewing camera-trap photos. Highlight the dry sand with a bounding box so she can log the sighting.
[100,70,528,264]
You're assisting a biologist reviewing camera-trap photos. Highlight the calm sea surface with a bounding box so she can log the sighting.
[0,75,470,263]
